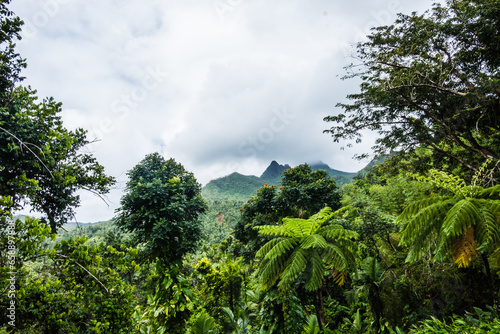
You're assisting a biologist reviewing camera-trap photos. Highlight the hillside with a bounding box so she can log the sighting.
[202,160,363,201]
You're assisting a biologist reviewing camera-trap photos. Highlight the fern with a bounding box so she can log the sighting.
[254,206,358,293]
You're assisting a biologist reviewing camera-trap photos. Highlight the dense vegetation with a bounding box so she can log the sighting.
[2,0,500,333]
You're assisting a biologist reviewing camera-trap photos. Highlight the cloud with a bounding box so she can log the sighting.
[10,0,439,222]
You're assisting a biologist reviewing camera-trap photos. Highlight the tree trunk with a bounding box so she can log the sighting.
[481,254,500,315]
[315,288,325,331]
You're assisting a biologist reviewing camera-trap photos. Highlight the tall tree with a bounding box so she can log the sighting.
[254,207,358,329]
[324,0,500,180]
[0,1,115,232]
[115,153,207,267]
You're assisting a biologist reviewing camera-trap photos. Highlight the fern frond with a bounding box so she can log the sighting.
[301,234,328,250]
[399,199,453,248]
[306,207,334,233]
[476,185,500,200]
[262,238,300,262]
[318,224,359,241]
[474,201,500,253]
[451,227,478,268]
[305,252,324,291]
[331,269,348,286]
[278,248,308,290]
[255,238,283,258]
[441,199,480,238]
[322,244,348,272]
[282,217,312,237]
[255,225,294,237]
[398,196,450,224]
[259,254,287,290]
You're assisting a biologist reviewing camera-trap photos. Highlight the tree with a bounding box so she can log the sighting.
[0,200,139,333]
[254,207,359,329]
[234,164,341,261]
[0,2,115,232]
[115,153,207,267]
[398,169,500,313]
[324,0,500,180]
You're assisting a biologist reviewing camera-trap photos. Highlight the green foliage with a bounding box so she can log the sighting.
[134,270,197,334]
[200,200,243,247]
[189,312,216,334]
[0,207,139,333]
[409,307,500,333]
[324,0,500,179]
[255,207,358,291]
[234,164,342,261]
[301,315,320,334]
[399,171,500,266]
[115,153,207,267]
[0,4,114,232]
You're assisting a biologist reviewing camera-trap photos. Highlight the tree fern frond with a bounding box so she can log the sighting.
[331,269,348,286]
[262,238,300,263]
[301,234,328,250]
[441,199,480,238]
[259,254,288,289]
[282,217,312,237]
[322,244,348,272]
[398,196,450,223]
[255,225,294,237]
[255,238,283,259]
[305,252,324,291]
[476,185,500,200]
[451,226,478,268]
[399,199,453,248]
[278,248,308,290]
[474,201,500,253]
[318,224,359,241]
[306,207,334,233]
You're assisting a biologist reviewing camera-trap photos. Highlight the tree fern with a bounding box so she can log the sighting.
[253,206,358,328]
[400,169,500,312]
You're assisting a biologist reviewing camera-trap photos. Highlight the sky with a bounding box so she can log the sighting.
[10,0,438,223]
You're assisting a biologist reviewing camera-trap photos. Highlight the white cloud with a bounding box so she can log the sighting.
[11,0,439,222]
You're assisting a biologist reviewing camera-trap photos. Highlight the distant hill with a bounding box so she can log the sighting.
[202,172,265,201]
[202,160,366,201]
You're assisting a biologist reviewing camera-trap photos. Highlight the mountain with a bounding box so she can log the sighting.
[260,160,291,183]
[202,172,265,201]
[309,161,357,186]
[202,160,366,201]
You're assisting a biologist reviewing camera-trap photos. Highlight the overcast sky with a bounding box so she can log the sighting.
[11,0,438,222]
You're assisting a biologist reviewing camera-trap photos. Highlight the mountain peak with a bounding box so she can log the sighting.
[260,161,291,181]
